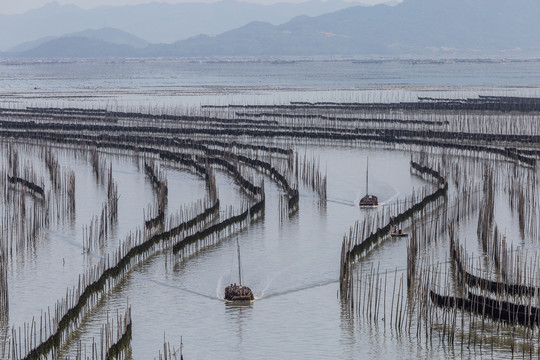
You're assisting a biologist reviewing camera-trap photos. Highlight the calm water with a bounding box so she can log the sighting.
[2,59,540,109]
[0,59,539,359]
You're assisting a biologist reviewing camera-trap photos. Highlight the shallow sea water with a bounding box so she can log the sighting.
[0,59,538,359]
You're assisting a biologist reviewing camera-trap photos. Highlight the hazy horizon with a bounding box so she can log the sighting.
[0,0,398,15]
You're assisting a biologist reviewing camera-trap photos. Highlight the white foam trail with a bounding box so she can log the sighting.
[216,276,225,300]
[256,278,274,300]
[381,191,401,206]
[260,279,338,300]
[257,265,294,299]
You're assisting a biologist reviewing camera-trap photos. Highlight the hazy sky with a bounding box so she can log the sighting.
[0,0,395,15]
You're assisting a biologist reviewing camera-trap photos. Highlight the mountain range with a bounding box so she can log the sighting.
[0,0,371,51]
[2,0,539,59]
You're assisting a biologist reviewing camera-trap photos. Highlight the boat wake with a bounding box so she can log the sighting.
[380,190,401,207]
[145,277,219,301]
[257,278,338,300]
[257,277,274,299]
[327,197,357,207]
[216,276,226,300]
[146,275,339,303]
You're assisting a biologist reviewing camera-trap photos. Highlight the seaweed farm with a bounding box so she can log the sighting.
[0,59,539,359]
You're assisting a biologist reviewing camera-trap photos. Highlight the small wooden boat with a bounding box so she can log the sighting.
[390,227,408,237]
[359,158,378,207]
[359,194,378,207]
[224,283,254,304]
[224,239,254,304]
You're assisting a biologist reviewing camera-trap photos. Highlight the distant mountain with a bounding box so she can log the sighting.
[0,0,373,51]
[9,28,148,53]
[16,36,137,58]
[63,28,149,48]
[4,0,539,59]
[9,36,58,53]
[156,0,540,57]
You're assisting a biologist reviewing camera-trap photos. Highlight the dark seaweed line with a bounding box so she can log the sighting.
[144,162,166,191]
[450,236,538,297]
[430,290,540,328]
[7,175,44,197]
[234,112,448,126]
[202,155,262,196]
[145,211,165,229]
[175,137,291,157]
[201,146,297,204]
[0,130,211,179]
[26,107,108,115]
[409,161,446,186]
[224,96,540,112]
[235,153,298,205]
[0,120,535,166]
[105,308,132,360]
[193,138,291,156]
[144,162,167,229]
[170,138,295,202]
[172,197,265,254]
[0,107,278,126]
[1,116,537,146]
[106,322,131,360]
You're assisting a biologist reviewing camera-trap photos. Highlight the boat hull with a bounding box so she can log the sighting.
[225,298,254,305]
[390,231,408,237]
[359,194,378,207]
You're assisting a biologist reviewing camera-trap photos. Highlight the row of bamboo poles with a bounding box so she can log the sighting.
[0,99,536,358]
[83,161,119,254]
[418,168,538,352]
[0,245,7,324]
[8,195,218,359]
[339,172,481,340]
[8,141,226,357]
[144,159,168,230]
[339,166,474,325]
[340,151,540,357]
[7,305,132,360]
[0,144,77,257]
[1,102,536,168]
[2,125,291,358]
[2,97,539,143]
[340,159,448,300]
[298,152,327,202]
[507,163,538,240]
[154,335,183,360]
